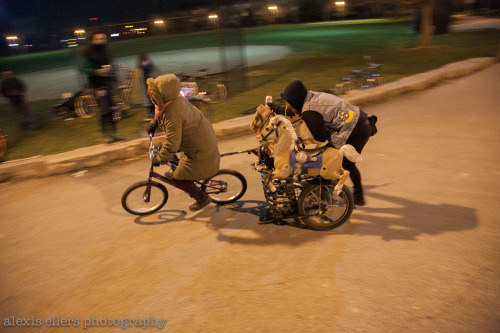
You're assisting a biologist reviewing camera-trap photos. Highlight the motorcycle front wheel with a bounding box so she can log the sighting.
[297,183,353,231]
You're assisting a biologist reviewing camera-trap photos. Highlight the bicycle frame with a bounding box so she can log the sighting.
[142,137,226,202]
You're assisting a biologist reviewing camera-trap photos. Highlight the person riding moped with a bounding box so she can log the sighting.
[147,74,220,211]
[268,80,377,206]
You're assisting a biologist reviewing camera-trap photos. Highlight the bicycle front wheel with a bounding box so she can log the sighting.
[121,181,168,215]
[201,169,247,204]
[297,183,353,231]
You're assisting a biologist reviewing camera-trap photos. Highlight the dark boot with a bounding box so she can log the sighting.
[189,189,212,212]
[353,190,365,206]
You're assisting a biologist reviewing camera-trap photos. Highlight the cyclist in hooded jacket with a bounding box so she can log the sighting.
[147,74,220,211]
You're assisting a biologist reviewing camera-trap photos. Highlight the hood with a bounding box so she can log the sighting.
[146,74,181,109]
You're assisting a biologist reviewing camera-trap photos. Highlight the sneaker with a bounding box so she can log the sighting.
[189,190,212,212]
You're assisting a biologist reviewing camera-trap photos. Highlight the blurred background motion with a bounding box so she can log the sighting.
[0,0,499,160]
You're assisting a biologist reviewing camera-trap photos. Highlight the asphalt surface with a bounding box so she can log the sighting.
[0,62,499,332]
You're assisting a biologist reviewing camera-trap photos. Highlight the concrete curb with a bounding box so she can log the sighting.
[343,57,496,106]
[0,57,496,183]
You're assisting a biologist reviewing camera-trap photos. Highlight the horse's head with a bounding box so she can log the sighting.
[257,116,282,144]
[250,104,273,132]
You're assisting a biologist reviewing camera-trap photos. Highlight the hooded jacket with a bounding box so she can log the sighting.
[147,74,220,180]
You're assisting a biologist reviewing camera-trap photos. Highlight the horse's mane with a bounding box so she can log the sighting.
[272,115,297,150]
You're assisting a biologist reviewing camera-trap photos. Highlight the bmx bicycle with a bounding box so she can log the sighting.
[121,135,247,216]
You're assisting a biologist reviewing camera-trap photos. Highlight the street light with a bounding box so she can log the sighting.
[335,1,345,20]
[268,6,278,24]
[74,29,86,41]
[208,14,219,29]
[6,36,19,47]
[154,20,166,35]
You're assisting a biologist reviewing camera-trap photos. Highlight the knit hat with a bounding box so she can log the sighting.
[280,80,308,113]
[147,74,181,110]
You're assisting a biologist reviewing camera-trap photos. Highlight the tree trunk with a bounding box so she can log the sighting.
[418,0,435,48]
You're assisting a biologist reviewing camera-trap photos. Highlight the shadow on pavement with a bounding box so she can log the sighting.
[123,186,477,244]
[352,186,478,241]
[180,200,358,246]
[134,209,188,225]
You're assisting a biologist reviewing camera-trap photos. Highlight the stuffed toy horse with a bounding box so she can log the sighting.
[258,115,362,195]
[251,104,322,147]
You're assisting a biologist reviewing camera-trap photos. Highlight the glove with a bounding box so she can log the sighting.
[147,122,157,136]
[152,155,161,167]
[266,102,278,112]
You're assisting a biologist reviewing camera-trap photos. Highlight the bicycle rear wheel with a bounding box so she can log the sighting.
[121,181,169,215]
[75,94,98,118]
[297,183,353,231]
[199,81,227,103]
[201,169,247,204]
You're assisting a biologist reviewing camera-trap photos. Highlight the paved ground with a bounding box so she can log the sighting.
[0,63,499,332]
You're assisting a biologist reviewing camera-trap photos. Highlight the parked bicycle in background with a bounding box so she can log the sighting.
[53,63,133,121]
[329,56,386,96]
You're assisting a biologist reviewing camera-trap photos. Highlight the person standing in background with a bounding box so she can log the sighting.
[82,31,123,143]
[138,53,157,112]
[1,69,34,130]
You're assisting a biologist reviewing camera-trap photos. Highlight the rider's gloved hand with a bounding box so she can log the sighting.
[152,155,161,167]
[266,102,278,112]
[147,123,157,136]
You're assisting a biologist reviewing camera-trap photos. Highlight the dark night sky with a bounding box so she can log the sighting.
[1,0,157,34]
[0,0,219,37]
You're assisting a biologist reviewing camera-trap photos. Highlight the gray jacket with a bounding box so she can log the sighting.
[302,91,360,148]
